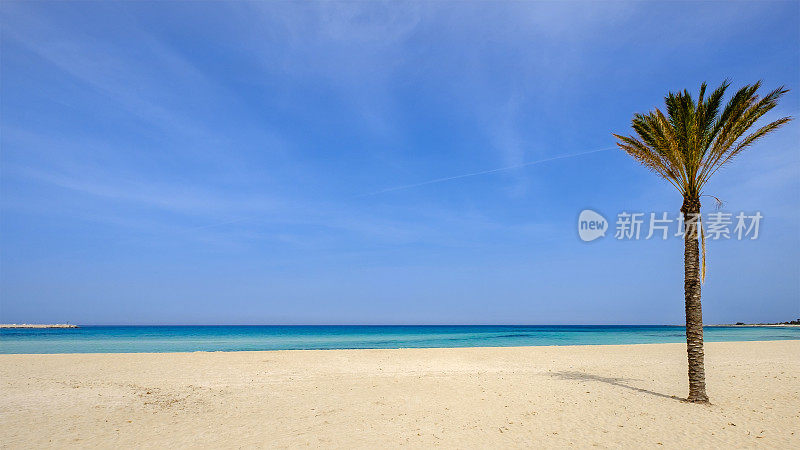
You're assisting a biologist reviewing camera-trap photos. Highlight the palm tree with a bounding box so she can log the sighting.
[613,81,791,403]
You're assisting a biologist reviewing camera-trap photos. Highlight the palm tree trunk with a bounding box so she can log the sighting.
[681,196,709,403]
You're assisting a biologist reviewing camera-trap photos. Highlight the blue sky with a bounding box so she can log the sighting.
[1,1,798,325]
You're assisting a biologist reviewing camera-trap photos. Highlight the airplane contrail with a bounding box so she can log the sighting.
[183,145,615,233]
[359,145,616,197]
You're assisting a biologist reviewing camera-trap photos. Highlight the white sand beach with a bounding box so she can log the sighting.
[1,340,798,448]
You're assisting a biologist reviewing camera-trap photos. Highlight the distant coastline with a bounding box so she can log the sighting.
[709,319,800,328]
[0,324,78,329]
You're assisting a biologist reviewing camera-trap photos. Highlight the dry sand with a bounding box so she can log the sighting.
[1,340,798,448]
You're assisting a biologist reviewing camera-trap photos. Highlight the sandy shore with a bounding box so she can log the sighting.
[1,341,798,448]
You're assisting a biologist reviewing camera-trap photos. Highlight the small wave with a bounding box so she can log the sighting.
[489,333,535,338]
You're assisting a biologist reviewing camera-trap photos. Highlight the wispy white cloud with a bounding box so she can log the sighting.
[0,3,290,172]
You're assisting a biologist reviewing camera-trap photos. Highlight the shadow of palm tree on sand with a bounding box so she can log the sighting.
[547,371,684,402]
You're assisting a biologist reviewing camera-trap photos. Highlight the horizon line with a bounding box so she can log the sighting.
[3,323,785,327]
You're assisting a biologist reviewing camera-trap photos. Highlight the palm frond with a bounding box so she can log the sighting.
[698,85,790,188]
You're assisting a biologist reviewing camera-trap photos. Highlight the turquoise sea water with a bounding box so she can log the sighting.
[1,325,798,354]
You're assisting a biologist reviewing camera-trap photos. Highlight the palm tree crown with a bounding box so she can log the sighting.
[613,81,791,201]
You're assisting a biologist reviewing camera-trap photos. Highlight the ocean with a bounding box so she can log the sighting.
[1,325,798,354]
